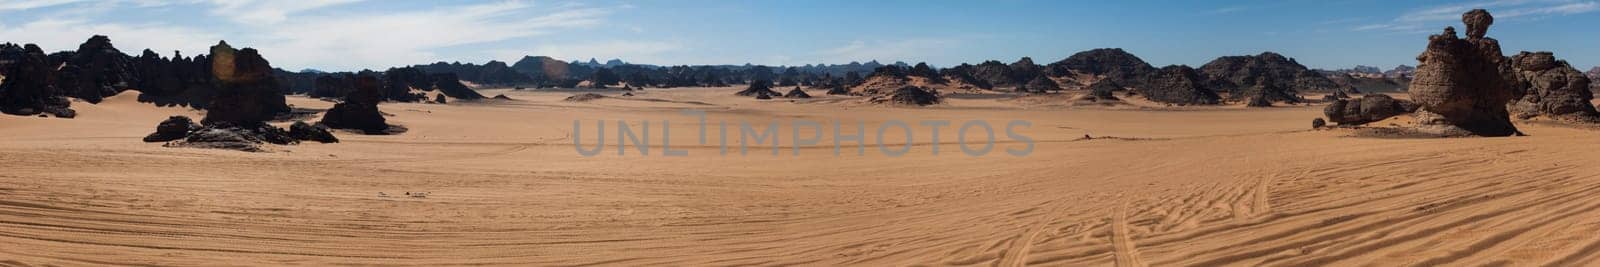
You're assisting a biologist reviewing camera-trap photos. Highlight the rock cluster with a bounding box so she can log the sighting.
[1086,80,1122,100]
[1019,76,1061,93]
[0,43,75,117]
[871,86,941,106]
[57,35,139,103]
[1407,9,1520,136]
[735,81,782,98]
[1139,66,1220,105]
[145,42,322,151]
[320,75,396,134]
[563,93,606,102]
[289,121,338,143]
[784,87,811,98]
[1506,51,1598,121]
[1323,94,1417,125]
[1197,52,1344,100]
[1046,48,1158,88]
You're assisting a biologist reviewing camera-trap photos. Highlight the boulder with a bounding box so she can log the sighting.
[1313,118,1328,129]
[492,94,512,100]
[1407,9,1519,136]
[288,121,338,143]
[142,116,200,142]
[1506,51,1599,121]
[563,93,606,102]
[1323,94,1416,125]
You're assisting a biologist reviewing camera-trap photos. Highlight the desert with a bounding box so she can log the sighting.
[4,2,1600,266]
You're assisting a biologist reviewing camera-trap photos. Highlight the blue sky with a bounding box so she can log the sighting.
[1,0,1596,71]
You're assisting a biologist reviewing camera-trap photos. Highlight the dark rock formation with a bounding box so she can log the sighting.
[202,41,290,126]
[434,94,447,104]
[735,81,782,97]
[1139,65,1221,105]
[872,86,941,106]
[1236,77,1304,106]
[1506,51,1599,121]
[1313,118,1328,129]
[563,93,606,102]
[1020,76,1061,93]
[1047,48,1158,88]
[825,83,851,95]
[134,49,215,108]
[1197,52,1343,98]
[289,121,338,143]
[755,92,773,99]
[784,87,811,98]
[1407,9,1520,136]
[166,122,296,152]
[143,116,200,142]
[1324,94,1417,125]
[1086,79,1122,100]
[57,35,139,103]
[492,94,512,100]
[0,43,75,117]
[381,67,430,102]
[320,75,393,133]
[430,73,484,100]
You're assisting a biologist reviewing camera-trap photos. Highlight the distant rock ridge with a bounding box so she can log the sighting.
[1139,65,1220,105]
[1197,52,1345,102]
[1046,48,1157,88]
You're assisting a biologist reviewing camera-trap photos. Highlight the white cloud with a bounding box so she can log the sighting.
[0,18,220,56]
[815,39,959,64]
[202,0,363,25]
[243,0,614,70]
[0,0,86,11]
[1358,0,1597,33]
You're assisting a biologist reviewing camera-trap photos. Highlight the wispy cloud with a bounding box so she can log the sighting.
[1209,6,1249,14]
[1359,0,1598,32]
[491,40,684,64]
[0,0,86,11]
[814,39,960,64]
[203,0,364,25]
[0,18,221,55]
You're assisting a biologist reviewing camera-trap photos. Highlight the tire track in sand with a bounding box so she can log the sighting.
[1112,203,1147,267]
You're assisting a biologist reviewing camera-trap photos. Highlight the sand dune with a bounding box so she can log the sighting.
[4,87,1600,265]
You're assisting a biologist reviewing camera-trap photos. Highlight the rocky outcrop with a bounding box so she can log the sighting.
[1047,48,1158,88]
[320,75,394,133]
[142,116,200,142]
[736,81,782,97]
[1139,65,1220,105]
[153,41,297,152]
[1323,94,1417,125]
[1506,51,1598,121]
[1235,76,1304,106]
[289,121,338,143]
[871,86,941,106]
[0,43,75,118]
[57,35,139,103]
[381,67,430,102]
[133,49,215,108]
[430,73,484,100]
[563,93,606,102]
[1086,79,1122,100]
[1407,9,1520,136]
[203,41,290,126]
[784,87,811,98]
[1019,75,1061,93]
[1198,52,1343,101]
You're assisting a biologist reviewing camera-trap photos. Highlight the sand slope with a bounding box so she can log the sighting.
[3,88,1600,266]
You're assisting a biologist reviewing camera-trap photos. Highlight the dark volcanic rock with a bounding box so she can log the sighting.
[434,94,447,104]
[1197,52,1343,98]
[825,83,851,95]
[735,82,782,97]
[784,87,811,98]
[1139,65,1221,105]
[1086,80,1122,100]
[563,93,606,102]
[1236,77,1304,106]
[1324,94,1416,125]
[1020,76,1061,93]
[430,73,485,100]
[0,43,75,118]
[1506,51,1599,121]
[289,121,338,143]
[143,116,199,142]
[874,86,941,106]
[1407,9,1519,136]
[203,41,290,126]
[133,49,214,108]
[1313,118,1328,128]
[167,122,297,152]
[320,75,393,133]
[58,35,139,103]
[381,67,430,102]
[1047,48,1158,88]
